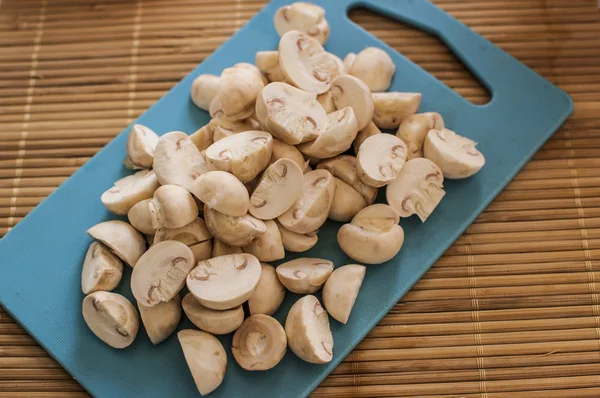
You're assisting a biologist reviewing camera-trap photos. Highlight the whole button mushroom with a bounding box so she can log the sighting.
[190,170,249,217]
[317,155,377,205]
[190,74,220,111]
[397,112,445,160]
[285,295,333,364]
[356,134,407,188]
[81,241,123,294]
[148,185,198,229]
[138,295,182,345]
[424,128,485,179]
[218,65,265,120]
[87,220,146,267]
[386,158,446,222]
[349,47,396,92]
[242,220,285,262]
[372,92,422,129]
[297,107,359,159]
[269,138,307,171]
[128,199,156,235]
[322,264,366,324]
[82,291,139,349]
[125,124,159,170]
[330,74,374,131]
[274,3,329,44]
[100,169,159,215]
[275,220,318,253]
[178,330,227,396]
[353,121,381,154]
[182,293,244,335]
[276,258,333,294]
[232,314,287,371]
[204,205,266,247]
[256,51,288,83]
[248,263,286,315]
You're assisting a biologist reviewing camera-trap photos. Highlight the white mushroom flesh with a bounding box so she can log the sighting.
[372,92,422,129]
[317,155,377,204]
[210,116,260,142]
[330,74,374,131]
[353,121,381,154]
[297,107,359,159]
[232,314,287,371]
[285,295,333,364]
[82,291,139,349]
[182,292,244,335]
[128,199,156,235]
[397,112,444,159]
[242,219,285,262]
[100,169,159,215]
[178,330,227,396]
[81,241,123,294]
[125,124,159,169]
[276,257,333,294]
[87,220,146,267]
[316,90,336,113]
[356,133,407,188]
[189,124,214,152]
[138,294,182,345]
[204,205,266,247]
[424,128,485,179]
[269,137,307,170]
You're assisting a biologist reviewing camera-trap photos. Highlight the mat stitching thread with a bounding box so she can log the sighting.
[127,0,143,124]
[351,350,360,397]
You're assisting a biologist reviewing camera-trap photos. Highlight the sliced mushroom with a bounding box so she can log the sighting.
[232,314,287,371]
[330,74,374,130]
[256,51,287,83]
[178,330,227,396]
[190,171,249,217]
[212,239,243,257]
[317,155,377,204]
[125,124,159,169]
[276,258,333,294]
[210,116,260,142]
[189,124,214,152]
[100,170,159,215]
[277,169,336,234]
[187,253,262,310]
[337,204,404,264]
[242,220,285,262]
[328,178,367,222]
[218,65,264,120]
[317,90,336,113]
[131,240,195,307]
[138,294,182,345]
[353,121,381,154]
[153,217,212,246]
[274,3,328,44]
[205,130,273,183]
[372,92,422,129]
[396,112,444,160]
[248,263,286,315]
[82,291,139,349]
[322,264,365,324]
[149,185,198,229]
[285,295,333,364]
[87,220,146,267]
[81,241,123,294]
[128,199,156,235]
[356,134,407,188]
[269,137,306,170]
[343,52,356,73]
[209,96,223,118]
[424,128,485,179]
[190,74,220,111]
[349,47,395,92]
[297,107,359,159]
[204,205,266,246]
[249,159,303,220]
[275,220,318,252]
[182,292,244,335]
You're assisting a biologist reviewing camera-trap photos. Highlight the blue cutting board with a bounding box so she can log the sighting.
[0,0,572,397]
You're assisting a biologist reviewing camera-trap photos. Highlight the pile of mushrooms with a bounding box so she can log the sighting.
[80,2,485,395]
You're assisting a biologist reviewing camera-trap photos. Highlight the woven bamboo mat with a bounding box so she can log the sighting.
[1,0,600,396]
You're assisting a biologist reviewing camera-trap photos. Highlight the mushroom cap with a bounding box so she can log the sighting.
[212,239,243,257]
[138,294,182,345]
[256,51,288,83]
[276,257,333,294]
[322,264,365,324]
[128,199,156,235]
[372,92,422,129]
[316,90,336,114]
[328,178,367,222]
[125,124,159,169]
[189,124,214,152]
[353,121,381,154]
[396,112,444,160]
[248,263,286,316]
[190,74,220,111]
[356,133,407,188]
[275,220,318,252]
[100,169,159,215]
[209,96,223,118]
[218,66,265,120]
[190,171,249,217]
[242,219,285,262]
[82,291,139,349]
[297,107,359,159]
[149,184,199,229]
[330,74,374,131]
[285,295,333,364]
[274,3,325,35]
[269,137,306,170]
[187,253,262,310]
[343,52,356,74]
[153,217,212,246]
[348,47,395,92]
[81,241,123,294]
[209,116,260,142]
[232,314,287,371]
[178,330,227,396]
[204,205,266,247]
[189,240,213,264]
[87,220,146,267]
[130,240,195,307]
[317,155,377,204]
[182,293,244,335]
[424,128,485,179]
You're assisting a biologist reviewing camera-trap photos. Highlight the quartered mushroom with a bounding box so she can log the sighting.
[186,253,262,310]
[276,258,333,294]
[189,124,214,152]
[353,121,381,154]
[209,96,224,118]
[328,178,367,222]
[128,199,156,235]
[330,74,374,131]
[87,220,146,267]
[153,217,213,262]
[337,204,405,264]
[317,89,336,113]
[100,169,159,215]
[81,241,123,294]
[148,185,199,229]
[232,314,287,371]
[275,220,318,252]
[178,330,227,396]
[138,294,182,345]
[212,239,243,257]
[256,51,287,83]
[424,128,486,179]
[348,47,396,92]
[274,2,329,44]
[317,155,377,205]
[297,107,359,159]
[190,170,249,217]
[82,291,139,349]
[182,292,244,335]
[322,264,366,324]
[204,205,266,247]
[356,133,407,188]
[397,112,445,159]
[209,116,260,142]
[285,295,333,364]
[248,263,286,316]
[269,138,307,171]
[242,220,285,262]
[190,74,220,111]
[218,65,265,120]
[125,124,159,169]
[372,92,422,129]
[130,240,195,307]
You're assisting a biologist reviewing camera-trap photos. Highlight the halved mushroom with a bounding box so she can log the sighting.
[424,128,485,179]
[209,116,260,142]
[249,159,303,220]
[182,293,244,335]
[274,3,326,38]
[297,107,359,159]
[248,263,286,315]
[328,178,367,222]
[277,169,336,234]
[372,92,422,129]
[269,137,306,170]
[205,130,273,183]
[317,155,377,205]
[209,96,224,118]
[242,220,285,262]
[190,74,220,111]
[190,171,249,217]
[82,291,139,349]
[343,52,356,73]
[149,185,198,229]
[178,330,227,396]
[337,204,404,264]
[356,134,407,188]
[87,220,146,267]
[322,264,365,324]
[100,170,159,215]
[138,294,182,345]
[218,65,265,120]
[397,112,444,160]
[204,205,266,246]
[232,314,287,371]
[276,258,333,294]
[275,220,318,252]
[189,124,214,152]
[387,158,445,222]
[255,82,327,145]
[317,90,336,113]
[353,121,381,154]
[212,239,243,257]
[81,241,123,294]
[153,131,213,192]
[349,47,395,92]
[153,217,212,246]
[330,74,374,130]
[131,240,195,307]
[128,199,156,235]
[256,51,287,83]
[285,295,333,364]
[187,253,262,310]
[125,124,159,169]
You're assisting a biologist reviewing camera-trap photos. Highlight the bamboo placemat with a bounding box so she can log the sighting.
[1,0,600,396]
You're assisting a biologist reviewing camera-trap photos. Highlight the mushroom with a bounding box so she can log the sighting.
[186,253,262,310]
[248,263,285,315]
[209,96,223,118]
[189,240,213,263]
[82,291,139,349]
[232,314,287,371]
[209,116,260,142]
[330,74,374,130]
[353,121,381,154]
[423,128,485,179]
[356,133,407,188]
[348,47,395,92]
[256,51,287,83]
[218,65,264,120]
[322,264,365,324]
[87,220,146,267]
[81,241,123,294]
[317,90,336,113]
[396,112,444,160]
[269,137,306,170]
[275,220,318,252]
[182,292,244,335]
[285,295,333,364]
[343,52,356,73]
[128,199,156,235]
[278,31,340,94]
[148,185,198,229]
[130,240,195,307]
[138,294,182,345]
[178,330,227,396]
[255,82,327,145]
[204,205,266,246]
[386,158,446,221]
[153,131,213,192]
[100,170,159,215]
[233,62,270,86]
[190,74,220,111]
[189,124,214,152]
[337,204,404,264]
[297,107,359,159]
[190,171,249,217]
[242,220,285,262]
[328,178,367,222]
[317,155,377,205]
[274,3,329,44]
[124,124,159,169]
[276,258,333,294]
[249,159,303,220]
[205,130,273,183]
[212,239,243,257]
[153,217,212,246]
[372,92,422,129]
[277,169,336,234]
